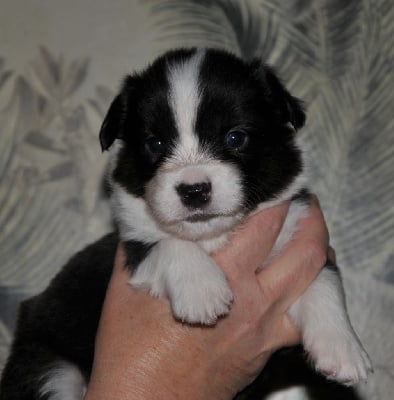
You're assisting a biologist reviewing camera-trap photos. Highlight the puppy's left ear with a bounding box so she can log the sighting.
[250,60,306,130]
[99,94,125,151]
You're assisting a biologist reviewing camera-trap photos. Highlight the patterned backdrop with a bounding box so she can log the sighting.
[0,1,393,399]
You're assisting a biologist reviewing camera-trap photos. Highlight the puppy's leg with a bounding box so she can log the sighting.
[0,343,86,400]
[39,362,86,400]
[130,238,233,324]
[289,264,372,385]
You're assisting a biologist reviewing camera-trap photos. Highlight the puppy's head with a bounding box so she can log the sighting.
[100,48,306,241]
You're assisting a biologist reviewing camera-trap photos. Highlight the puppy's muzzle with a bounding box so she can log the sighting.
[176,181,212,209]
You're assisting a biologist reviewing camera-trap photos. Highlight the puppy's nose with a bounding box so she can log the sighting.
[176,182,212,209]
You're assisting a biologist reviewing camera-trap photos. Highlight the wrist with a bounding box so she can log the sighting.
[125,329,235,400]
[85,325,231,400]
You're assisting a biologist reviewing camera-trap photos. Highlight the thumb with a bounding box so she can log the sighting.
[214,202,290,278]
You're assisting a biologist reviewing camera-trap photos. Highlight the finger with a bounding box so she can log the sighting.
[327,246,336,264]
[214,202,290,278]
[103,244,173,328]
[270,315,301,350]
[257,196,329,310]
[109,244,130,285]
[104,244,142,312]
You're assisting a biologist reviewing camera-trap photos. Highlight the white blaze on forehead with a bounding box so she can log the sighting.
[167,50,205,163]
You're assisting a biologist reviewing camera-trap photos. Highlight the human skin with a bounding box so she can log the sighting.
[85,196,330,400]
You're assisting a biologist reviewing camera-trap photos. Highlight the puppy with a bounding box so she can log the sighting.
[0,48,371,399]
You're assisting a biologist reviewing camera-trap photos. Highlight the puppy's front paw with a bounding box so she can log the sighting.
[305,329,373,385]
[130,238,234,325]
[170,266,234,325]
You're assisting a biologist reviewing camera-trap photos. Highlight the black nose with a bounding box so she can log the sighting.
[176,182,212,209]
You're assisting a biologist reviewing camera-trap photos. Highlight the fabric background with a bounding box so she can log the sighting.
[0,1,393,398]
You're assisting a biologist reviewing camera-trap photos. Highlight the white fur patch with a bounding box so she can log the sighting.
[110,182,168,243]
[39,362,86,400]
[107,139,123,172]
[289,269,372,384]
[167,49,205,164]
[168,51,204,162]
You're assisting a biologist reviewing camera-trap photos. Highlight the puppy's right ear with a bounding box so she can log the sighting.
[99,94,125,151]
[249,60,306,131]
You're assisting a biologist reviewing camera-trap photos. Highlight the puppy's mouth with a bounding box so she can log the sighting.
[158,207,245,240]
[185,213,219,223]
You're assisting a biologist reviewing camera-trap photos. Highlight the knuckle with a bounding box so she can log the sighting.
[269,218,285,237]
[302,238,327,269]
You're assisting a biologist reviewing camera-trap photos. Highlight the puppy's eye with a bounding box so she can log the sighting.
[225,130,248,150]
[146,137,165,154]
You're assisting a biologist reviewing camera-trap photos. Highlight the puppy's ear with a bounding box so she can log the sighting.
[250,60,306,130]
[99,94,125,151]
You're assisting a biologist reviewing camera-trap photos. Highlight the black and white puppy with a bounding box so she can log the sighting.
[0,48,371,399]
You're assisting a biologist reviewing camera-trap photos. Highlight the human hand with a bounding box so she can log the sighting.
[85,196,329,400]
